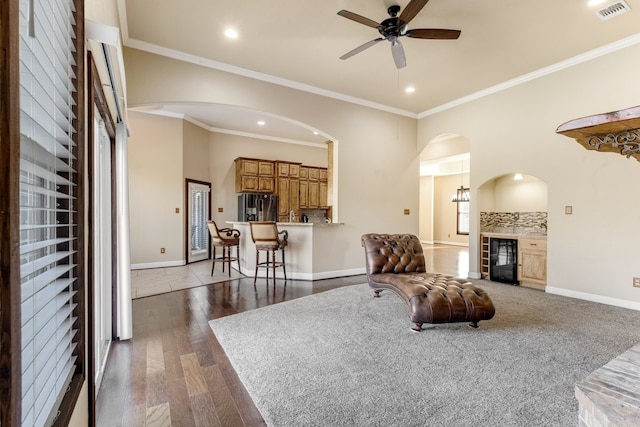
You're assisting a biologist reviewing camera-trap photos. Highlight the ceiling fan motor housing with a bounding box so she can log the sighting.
[379,17,406,38]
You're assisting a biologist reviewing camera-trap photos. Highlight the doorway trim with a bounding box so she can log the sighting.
[185,179,212,264]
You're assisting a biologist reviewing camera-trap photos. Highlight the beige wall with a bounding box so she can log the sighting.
[419,175,434,242]
[128,112,184,266]
[418,42,640,305]
[433,174,470,246]
[124,47,420,273]
[491,174,547,212]
[183,121,211,183]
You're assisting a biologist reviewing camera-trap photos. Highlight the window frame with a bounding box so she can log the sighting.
[0,0,86,425]
[456,187,470,235]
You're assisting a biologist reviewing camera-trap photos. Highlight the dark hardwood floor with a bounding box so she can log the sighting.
[95,244,468,426]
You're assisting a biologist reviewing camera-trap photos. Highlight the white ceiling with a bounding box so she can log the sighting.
[120,0,640,145]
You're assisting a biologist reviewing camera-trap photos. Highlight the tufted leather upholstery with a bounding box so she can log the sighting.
[362,233,426,275]
[361,233,495,331]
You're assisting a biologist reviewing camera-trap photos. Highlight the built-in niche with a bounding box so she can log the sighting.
[478,173,548,235]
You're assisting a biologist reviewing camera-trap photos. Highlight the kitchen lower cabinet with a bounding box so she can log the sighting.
[480,234,547,290]
[518,237,547,290]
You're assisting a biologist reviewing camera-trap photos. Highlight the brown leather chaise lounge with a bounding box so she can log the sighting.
[361,233,495,331]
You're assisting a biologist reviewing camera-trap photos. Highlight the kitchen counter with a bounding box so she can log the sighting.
[480,232,546,238]
[228,221,347,280]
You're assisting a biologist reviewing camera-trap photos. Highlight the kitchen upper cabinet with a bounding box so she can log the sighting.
[276,161,301,222]
[299,167,309,208]
[308,180,320,208]
[235,157,274,193]
[301,166,328,208]
[235,158,328,215]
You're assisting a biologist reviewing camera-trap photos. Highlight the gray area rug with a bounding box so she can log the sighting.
[209,280,640,426]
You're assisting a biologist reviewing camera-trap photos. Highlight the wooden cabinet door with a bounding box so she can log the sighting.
[520,251,547,282]
[259,161,274,176]
[319,181,327,207]
[517,238,547,289]
[299,179,308,208]
[308,181,319,208]
[290,178,300,212]
[239,175,259,192]
[308,167,319,181]
[277,177,290,217]
[277,162,289,177]
[240,159,259,175]
[258,176,274,193]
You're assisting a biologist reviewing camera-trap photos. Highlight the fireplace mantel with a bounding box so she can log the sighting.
[556,105,640,162]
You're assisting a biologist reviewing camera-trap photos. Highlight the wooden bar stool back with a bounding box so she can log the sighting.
[207,220,241,276]
[249,221,288,284]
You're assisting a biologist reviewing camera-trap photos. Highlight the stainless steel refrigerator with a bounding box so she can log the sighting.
[238,193,278,222]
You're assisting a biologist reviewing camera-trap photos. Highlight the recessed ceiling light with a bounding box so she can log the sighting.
[257,120,265,126]
[405,86,416,94]
[313,131,319,135]
[224,28,239,39]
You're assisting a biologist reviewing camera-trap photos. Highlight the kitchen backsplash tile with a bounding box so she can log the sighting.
[480,211,547,235]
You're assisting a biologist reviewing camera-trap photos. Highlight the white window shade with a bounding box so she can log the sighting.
[19,0,81,425]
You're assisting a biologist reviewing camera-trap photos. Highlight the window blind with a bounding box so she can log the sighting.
[19,0,81,425]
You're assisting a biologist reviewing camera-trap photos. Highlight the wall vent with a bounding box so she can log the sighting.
[595,0,631,20]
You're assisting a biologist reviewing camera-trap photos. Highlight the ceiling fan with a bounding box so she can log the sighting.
[337,0,461,69]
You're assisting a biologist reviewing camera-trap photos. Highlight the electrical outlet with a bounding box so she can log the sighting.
[404,209,410,215]
[218,207,223,213]
[634,277,640,288]
[160,248,165,254]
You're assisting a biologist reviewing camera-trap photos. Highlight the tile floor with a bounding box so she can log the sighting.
[131,260,244,298]
[130,244,470,299]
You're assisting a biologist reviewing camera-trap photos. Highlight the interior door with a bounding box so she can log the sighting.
[187,180,211,263]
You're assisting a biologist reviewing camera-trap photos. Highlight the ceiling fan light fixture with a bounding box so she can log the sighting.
[405,86,416,93]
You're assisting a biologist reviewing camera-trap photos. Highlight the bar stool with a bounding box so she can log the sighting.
[207,220,241,276]
[249,221,288,284]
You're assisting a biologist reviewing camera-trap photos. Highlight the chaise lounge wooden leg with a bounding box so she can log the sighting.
[373,290,382,298]
[412,323,423,332]
[468,321,479,329]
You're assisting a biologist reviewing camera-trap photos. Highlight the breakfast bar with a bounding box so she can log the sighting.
[228,221,348,280]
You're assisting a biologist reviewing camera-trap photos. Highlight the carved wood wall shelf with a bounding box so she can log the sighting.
[556,105,640,162]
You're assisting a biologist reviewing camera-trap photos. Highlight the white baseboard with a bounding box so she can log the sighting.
[131,260,185,270]
[238,266,367,281]
[546,286,640,311]
[432,240,470,247]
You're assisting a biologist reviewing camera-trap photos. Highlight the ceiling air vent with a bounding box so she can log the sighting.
[595,0,631,20]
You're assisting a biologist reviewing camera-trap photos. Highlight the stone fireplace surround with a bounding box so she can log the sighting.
[575,344,640,426]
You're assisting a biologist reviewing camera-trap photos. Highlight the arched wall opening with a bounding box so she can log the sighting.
[419,133,470,246]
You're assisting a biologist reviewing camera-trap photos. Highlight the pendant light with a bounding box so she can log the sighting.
[451,160,469,202]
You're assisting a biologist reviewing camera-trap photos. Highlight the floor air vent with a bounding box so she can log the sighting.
[595,0,631,20]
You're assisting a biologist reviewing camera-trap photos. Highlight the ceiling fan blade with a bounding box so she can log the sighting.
[404,28,461,39]
[340,38,385,60]
[391,40,406,69]
[337,10,380,29]
[399,0,430,24]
